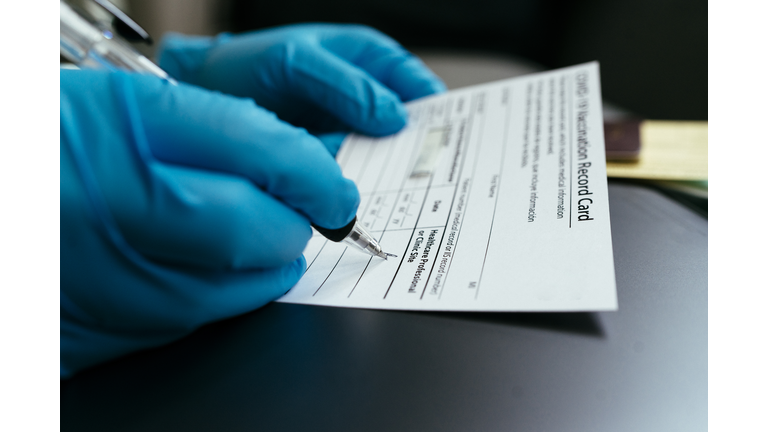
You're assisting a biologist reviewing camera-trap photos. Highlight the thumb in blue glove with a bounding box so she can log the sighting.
[60,69,359,377]
[157,24,447,151]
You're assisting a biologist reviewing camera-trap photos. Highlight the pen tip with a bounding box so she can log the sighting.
[383,252,398,260]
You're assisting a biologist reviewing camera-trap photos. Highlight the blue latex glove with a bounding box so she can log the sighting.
[60,69,359,378]
[157,24,447,154]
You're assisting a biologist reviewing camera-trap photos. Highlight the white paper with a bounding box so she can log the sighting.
[278,62,617,311]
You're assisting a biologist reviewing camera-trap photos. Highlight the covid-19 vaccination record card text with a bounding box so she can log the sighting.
[278,62,618,312]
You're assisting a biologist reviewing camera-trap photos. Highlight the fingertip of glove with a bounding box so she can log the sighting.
[430,79,449,95]
[316,132,348,157]
[400,78,448,102]
[314,176,360,230]
[281,255,307,293]
[386,100,409,132]
[365,96,408,137]
[293,255,308,277]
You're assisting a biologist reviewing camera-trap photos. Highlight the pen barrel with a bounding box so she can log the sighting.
[311,218,356,242]
[312,218,384,258]
[60,1,172,81]
[341,224,384,257]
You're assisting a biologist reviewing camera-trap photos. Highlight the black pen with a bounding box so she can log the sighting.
[313,218,397,260]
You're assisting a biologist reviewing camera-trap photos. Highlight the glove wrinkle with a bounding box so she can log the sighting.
[60,84,150,271]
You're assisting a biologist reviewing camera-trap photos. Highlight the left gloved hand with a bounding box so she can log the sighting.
[157,24,446,153]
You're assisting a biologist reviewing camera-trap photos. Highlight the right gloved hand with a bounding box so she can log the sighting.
[156,24,447,152]
[60,68,359,378]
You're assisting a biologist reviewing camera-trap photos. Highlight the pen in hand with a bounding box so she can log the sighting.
[312,217,397,260]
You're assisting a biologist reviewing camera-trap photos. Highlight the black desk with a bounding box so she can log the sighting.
[61,181,707,432]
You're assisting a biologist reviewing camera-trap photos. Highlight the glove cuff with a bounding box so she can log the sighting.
[156,32,233,85]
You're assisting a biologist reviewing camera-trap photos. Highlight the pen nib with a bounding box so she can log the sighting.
[377,251,398,260]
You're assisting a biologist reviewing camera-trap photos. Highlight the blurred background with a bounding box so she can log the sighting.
[79,0,707,120]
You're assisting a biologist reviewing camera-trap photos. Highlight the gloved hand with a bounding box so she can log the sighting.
[60,69,359,378]
[157,24,447,154]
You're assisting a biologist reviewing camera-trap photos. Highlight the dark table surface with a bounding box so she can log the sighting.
[61,180,707,432]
